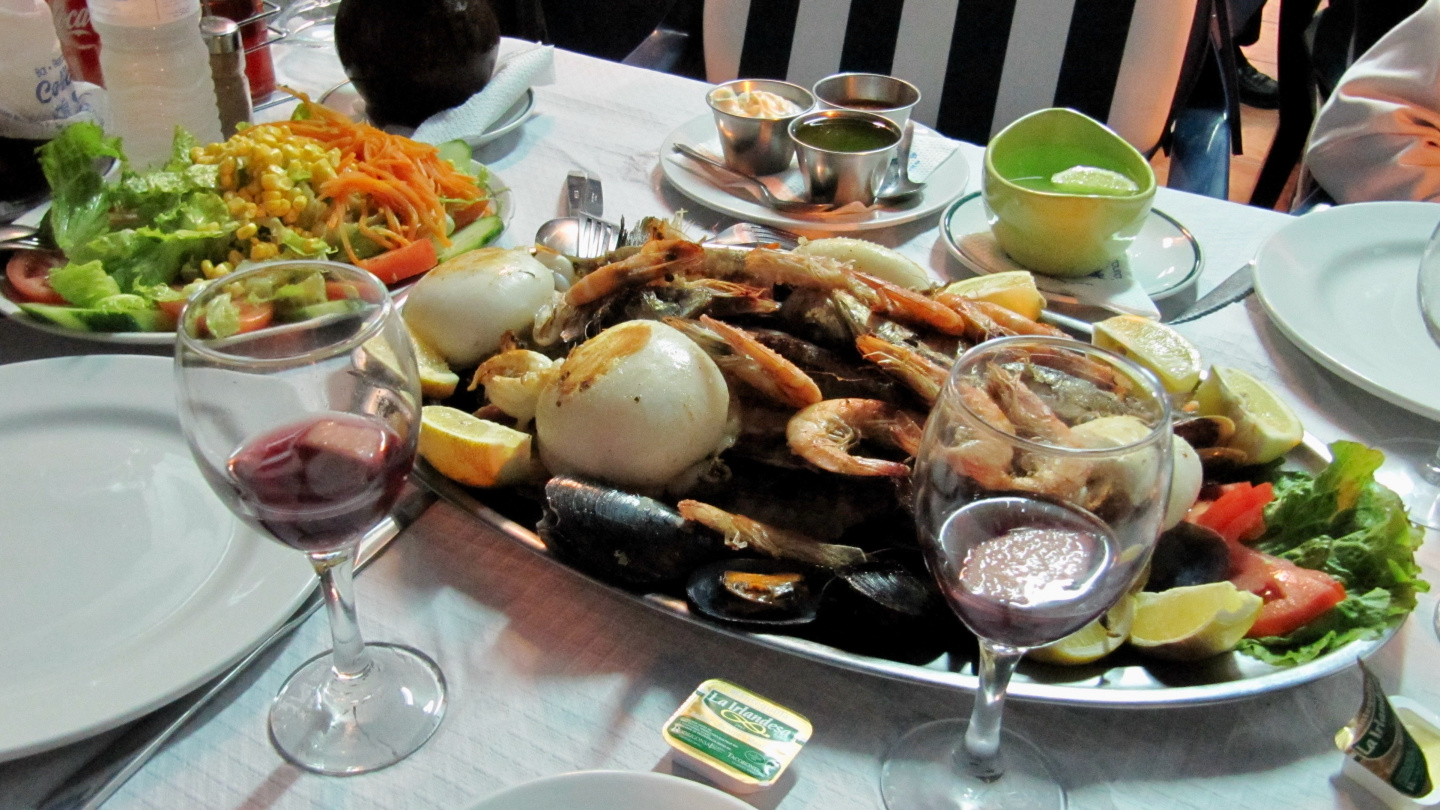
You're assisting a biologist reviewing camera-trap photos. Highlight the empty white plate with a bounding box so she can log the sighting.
[0,355,314,760]
[466,771,752,810]
[1254,201,1440,420]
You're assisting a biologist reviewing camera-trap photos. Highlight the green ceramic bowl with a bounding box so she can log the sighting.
[983,108,1156,277]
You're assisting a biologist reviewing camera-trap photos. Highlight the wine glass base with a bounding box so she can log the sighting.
[1371,438,1440,530]
[880,719,1066,810]
[269,643,446,775]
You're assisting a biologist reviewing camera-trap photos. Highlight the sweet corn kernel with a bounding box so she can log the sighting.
[235,222,259,240]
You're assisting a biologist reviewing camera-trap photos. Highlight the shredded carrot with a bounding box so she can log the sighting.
[270,92,490,264]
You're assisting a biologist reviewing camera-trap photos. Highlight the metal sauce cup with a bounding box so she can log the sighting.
[813,72,921,129]
[788,109,902,205]
[706,79,816,176]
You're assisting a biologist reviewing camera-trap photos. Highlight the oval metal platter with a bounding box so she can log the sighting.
[412,432,1398,708]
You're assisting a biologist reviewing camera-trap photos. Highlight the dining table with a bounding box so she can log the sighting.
[1,35,1438,810]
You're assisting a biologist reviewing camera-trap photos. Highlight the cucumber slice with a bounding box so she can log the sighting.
[438,215,503,262]
[20,303,173,332]
[437,140,473,169]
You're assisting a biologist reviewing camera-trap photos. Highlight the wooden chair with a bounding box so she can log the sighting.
[626,0,1240,199]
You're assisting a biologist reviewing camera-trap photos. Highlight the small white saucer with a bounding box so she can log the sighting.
[940,192,1203,300]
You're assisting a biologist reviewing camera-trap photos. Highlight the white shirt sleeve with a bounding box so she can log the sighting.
[1304,0,1440,203]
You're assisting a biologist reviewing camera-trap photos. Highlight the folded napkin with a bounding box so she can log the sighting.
[412,45,554,145]
[667,122,960,221]
[957,230,1160,319]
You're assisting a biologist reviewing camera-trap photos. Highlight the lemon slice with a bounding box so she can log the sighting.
[1092,315,1203,394]
[419,405,534,488]
[1129,582,1263,661]
[1027,594,1135,665]
[1193,365,1303,464]
[409,326,460,399]
[1050,165,1140,196]
[940,271,1046,321]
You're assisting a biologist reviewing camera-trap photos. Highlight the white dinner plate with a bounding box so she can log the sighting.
[660,113,971,232]
[940,192,1203,300]
[1253,202,1440,421]
[465,771,751,810]
[0,171,512,346]
[318,83,535,149]
[0,355,315,761]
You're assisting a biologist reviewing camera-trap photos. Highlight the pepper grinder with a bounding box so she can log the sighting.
[201,15,251,139]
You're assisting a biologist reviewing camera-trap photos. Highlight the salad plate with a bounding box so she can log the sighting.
[319,82,535,149]
[0,355,315,761]
[1254,202,1440,421]
[412,430,1400,709]
[0,171,513,346]
[659,114,970,233]
[941,192,1203,301]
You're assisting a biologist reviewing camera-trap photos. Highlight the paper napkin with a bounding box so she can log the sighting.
[412,45,554,145]
[957,230,1160,319]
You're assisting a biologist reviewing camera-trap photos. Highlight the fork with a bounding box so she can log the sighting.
[705,222,802,250]
[577,214,623,259]
[671,144,837,215]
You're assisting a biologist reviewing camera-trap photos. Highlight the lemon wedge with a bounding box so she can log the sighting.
[409,326,460,400]
[1092,315,1203,394]
[940,271,1046,321]
[1194,365,1303,464]
[1050,165,1140,196]
[1028,594,1135,665]
[419,405,534,488]
[1129,582,1263,661]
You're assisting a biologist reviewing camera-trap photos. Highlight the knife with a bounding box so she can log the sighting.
[1170,263,1255,324]
[35,484,437,810]
[565,170,603,217]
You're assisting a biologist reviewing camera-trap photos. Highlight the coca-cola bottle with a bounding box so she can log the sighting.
[44,0,103,85]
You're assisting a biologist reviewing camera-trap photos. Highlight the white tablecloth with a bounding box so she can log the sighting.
[1,38,1436,810]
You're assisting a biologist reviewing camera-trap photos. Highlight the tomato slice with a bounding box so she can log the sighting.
[5,250,67,305]
[1244,556,1347,638]
[196,299,274,337]
[357,239,437,285]
[235,300,274,333]
[1189,481,1274,544]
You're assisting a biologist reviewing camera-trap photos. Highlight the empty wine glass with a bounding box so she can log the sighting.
[1371,220,1440,530]
[175,260,444,774]
[882,336,1173,809]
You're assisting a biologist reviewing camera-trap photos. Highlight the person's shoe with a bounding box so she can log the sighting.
[1236,51,1280,109]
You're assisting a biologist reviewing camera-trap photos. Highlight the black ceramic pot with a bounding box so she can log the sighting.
[335,0,501,129]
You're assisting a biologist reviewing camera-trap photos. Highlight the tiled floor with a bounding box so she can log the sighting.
[1152,0,1286,208]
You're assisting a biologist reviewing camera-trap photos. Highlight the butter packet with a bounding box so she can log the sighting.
[1336,662,1439,808]
[663,679,811,794]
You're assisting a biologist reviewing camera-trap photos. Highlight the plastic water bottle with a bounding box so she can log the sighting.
[90,0,222,169]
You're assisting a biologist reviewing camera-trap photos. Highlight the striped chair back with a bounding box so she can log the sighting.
[703,0,1205,154]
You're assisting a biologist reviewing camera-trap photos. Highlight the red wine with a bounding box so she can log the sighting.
[929,496,1124,648]
[224,413,411,552]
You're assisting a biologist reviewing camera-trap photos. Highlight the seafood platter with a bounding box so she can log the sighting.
[405,217,1428,707]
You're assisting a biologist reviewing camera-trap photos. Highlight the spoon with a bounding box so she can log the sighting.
[875,121,926,204]
[534,214,624,259]
[671,144,837,215]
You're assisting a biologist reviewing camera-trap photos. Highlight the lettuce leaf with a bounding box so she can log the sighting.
[37,122,123,253]
[1240,441,1428,664]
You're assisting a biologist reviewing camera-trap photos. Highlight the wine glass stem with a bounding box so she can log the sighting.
[960,640,1025,782]
[311,544,371,680]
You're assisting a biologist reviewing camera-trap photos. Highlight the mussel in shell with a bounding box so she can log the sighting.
[1144,521,1231,592]
[686,558,823,628]
[812,556,966,662]
[538,476,726,586]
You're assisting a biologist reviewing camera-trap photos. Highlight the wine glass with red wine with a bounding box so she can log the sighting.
[175,260,443,775]
[883,335,1173,809]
